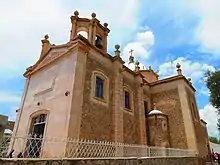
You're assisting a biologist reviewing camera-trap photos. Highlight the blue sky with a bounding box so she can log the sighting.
[0,0,220,137]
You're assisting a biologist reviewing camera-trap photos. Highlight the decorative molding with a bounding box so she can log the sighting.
[34,78,56,97]
[90,70,109,106]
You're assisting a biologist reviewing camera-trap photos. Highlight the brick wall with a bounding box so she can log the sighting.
[0,157,206,165]
[148,115,170,147]
[79,56,114,141]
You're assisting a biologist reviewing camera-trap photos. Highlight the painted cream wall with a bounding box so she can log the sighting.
[12,49,78,157]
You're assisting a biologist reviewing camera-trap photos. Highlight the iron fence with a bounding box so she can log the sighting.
[0,135,196,158]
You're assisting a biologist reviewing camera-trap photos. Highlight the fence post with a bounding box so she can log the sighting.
[148,147,151,157]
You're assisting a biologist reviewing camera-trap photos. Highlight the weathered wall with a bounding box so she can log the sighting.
[148,115,170,147]
[0,115,8,144]
[12,48,78,157]
[0,157,206,165]
[80,56,114,141]
[151,88,188,149]
[123,78,140,144]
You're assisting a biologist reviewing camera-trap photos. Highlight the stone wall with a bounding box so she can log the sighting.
[147,115,170,147]
[0,157,206,165]
[80,56,114,141]
[151,88,188,149]
[123,78,140,144]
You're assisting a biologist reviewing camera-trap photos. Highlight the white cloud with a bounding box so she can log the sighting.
[0,92,21,103]
[0,0,141,77]
[191,0,220,54]
[140,0,220,55]
[122,30,154,61]
[200,104,218,137]
[158,57,215,83]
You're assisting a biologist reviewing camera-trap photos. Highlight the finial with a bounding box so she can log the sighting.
[44,34,49,40]
[135,60,140,66]
[135,60,140,72]
[128,49,134,64]
[129,49,134,56]
[74,10,79,17]
[176,63,182,75]
[40,34,51,58]
[41,34,49,44]
[104,23,108,28]
[91,12,96,18]
[153,103,156,110]
[176,63,181,69]
[188,78,192,85]
[114,44,120,57]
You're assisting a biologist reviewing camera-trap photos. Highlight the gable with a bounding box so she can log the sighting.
[24,47,70,77]
[35,48,67,71]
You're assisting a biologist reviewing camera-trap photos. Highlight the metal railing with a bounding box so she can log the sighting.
[0,135,196,158]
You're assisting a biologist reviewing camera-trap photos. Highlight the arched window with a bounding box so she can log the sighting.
[95,35,103,49]
[29,114,47,138]
[26,113,47,158]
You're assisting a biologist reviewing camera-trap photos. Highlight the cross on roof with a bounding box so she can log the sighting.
[129,49,134,56]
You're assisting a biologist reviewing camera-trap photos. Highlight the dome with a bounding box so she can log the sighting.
[148,110,163,115]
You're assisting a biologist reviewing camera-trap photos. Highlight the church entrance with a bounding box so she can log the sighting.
[25,114,47,158]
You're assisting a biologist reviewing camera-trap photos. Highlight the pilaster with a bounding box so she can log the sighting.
[112,60,124,143]
[67,44,89,139]
[135,75,147,145]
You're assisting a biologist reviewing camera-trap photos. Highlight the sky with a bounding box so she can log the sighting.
[0,0,220,137]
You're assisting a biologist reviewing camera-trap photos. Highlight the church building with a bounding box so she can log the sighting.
[11,11,210,158]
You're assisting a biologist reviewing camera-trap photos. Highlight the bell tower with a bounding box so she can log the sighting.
[69,10,110,53]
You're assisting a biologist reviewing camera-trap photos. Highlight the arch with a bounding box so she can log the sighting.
[76,26,89,39]
[30,109,49,119]
[77,26,89,33]
[90,70,109,106]
[77,31,88,39]
[25,110,49,158]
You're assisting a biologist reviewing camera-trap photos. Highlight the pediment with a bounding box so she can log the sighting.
[27,48,68,76]
[35,49,66,70]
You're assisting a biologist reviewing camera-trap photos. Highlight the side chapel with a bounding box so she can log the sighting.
[11,11,210,158]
